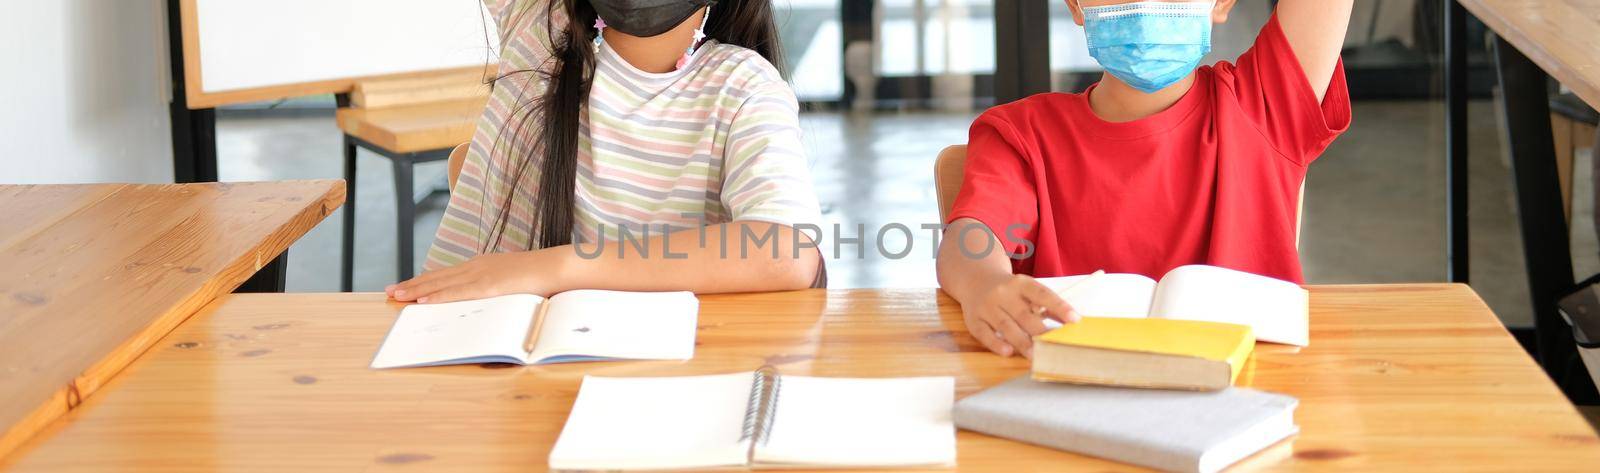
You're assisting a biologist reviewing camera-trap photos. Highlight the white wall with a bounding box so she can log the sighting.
[0,0,174,184]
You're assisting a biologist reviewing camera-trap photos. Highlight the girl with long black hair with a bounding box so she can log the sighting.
[388,0,822,303]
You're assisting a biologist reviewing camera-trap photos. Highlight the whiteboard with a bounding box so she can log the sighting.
[182,0,499,108]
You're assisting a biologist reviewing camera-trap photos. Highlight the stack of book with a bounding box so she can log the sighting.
[956,265,1308,473]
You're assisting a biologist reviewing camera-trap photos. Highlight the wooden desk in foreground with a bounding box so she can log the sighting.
[0,181,344,459]
[5,285,1599,471]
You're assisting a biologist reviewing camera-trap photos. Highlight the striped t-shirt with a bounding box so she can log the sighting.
[424,0,822,270]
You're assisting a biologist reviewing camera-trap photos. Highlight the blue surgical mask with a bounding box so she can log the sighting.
[1082,1,1214,93]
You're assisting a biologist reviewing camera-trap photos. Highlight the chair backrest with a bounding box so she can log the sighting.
[933,143,1306,248]
[1296,180,1305,249]
[447,143,470,191]
[934,145,968,223]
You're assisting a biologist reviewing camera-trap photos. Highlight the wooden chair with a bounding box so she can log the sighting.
[934,145,968,223]
[1551,93,1599,224]
[336,70,488,291]
[448,143,470,192]
[933,145,1305,249]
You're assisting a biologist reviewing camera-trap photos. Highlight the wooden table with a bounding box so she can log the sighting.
[335,99,485,156]
[0,181,345,459]
[4,284,1599,471]
[1459,0,1600,109]
[1451,0,1600,399]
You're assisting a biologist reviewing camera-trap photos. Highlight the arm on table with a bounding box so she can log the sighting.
[937,218,1075,359]
[391,221,821,302]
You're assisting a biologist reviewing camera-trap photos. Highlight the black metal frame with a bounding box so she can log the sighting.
[1444,1,1469,283]
[992,1,1051,104]
[1489,35,1593,400]
[167,0,217,184]
[338,93,454,292]
[167,0,288,293]
[838,0,873,108]
[236,254,290,293]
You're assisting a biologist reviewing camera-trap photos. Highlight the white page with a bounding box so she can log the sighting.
[1148,265,1310,346]
[369,294,541,369]
[528,290,698,364]
[754,376,956,468]
[1037,273,1159,318]
[549,373,754,471]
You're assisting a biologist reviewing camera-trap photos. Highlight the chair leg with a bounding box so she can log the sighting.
[394,155,417,283]
[1593,124,1600,253]
[341,136,358,292]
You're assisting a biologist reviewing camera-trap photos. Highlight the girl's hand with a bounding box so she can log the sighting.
[386,251,560,304]
[962,274,1080,358]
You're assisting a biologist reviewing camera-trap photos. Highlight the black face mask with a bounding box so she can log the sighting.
[591,0,715,38]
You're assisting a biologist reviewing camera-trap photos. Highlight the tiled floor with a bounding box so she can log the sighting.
[216,101,1599,328]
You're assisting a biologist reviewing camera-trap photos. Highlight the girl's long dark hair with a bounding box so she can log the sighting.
[484,0,786,252]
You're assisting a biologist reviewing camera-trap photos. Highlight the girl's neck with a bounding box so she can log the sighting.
[1086,71,1196,123]
[603,8,707,74]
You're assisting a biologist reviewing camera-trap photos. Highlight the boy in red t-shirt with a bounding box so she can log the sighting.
[937,0,1354,358]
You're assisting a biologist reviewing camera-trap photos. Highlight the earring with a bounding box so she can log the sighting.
[677,6,711,70]
[593,17,606,54]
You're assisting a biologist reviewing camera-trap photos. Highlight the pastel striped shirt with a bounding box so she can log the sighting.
[424,0,822,270]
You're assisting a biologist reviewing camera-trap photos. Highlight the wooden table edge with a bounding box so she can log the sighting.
[0,180,347,459]
[1456,0,1600,109]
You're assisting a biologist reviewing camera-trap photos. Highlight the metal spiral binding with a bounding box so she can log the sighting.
[741,365,782,461]
[760,369,781,443]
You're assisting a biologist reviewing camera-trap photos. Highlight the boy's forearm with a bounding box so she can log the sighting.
[1275,0,1355,102]
[936,221,1016,305]
[545,221,821,294]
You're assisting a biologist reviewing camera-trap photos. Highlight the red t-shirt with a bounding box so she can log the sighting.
[947,15,1351,283]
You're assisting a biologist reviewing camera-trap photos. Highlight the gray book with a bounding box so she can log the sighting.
[954,377,1298,473]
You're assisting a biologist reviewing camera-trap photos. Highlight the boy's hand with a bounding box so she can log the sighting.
[963,275,1080,358]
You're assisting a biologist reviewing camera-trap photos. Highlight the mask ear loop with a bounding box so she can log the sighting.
[677,5,712,70]
[593,17,606,54]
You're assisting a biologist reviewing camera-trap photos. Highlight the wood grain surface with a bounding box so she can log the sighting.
[335,98,488,154]
[1459,0,1600,108]
[4,284,1598,471]
[351,69,491,110]
[0,181,345,459]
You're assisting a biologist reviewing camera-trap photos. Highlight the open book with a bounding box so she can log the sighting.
[549,368,957,470]
[370,291,698,369]
[1039,265,1309,346]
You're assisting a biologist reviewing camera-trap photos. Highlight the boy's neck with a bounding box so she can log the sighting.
[1086,72,1197,123]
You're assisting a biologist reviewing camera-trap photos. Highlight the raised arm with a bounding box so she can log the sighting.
[1274,0,1355,102]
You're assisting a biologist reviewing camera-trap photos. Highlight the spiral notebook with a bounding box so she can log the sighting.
[549,367,957,470]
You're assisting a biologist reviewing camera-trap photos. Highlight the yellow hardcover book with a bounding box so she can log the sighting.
[1031,317,1254,391]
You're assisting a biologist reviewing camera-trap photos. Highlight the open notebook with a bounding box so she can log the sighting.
[370,291,698,369]
[549,368,957,471]
[1040,265,1309,346]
